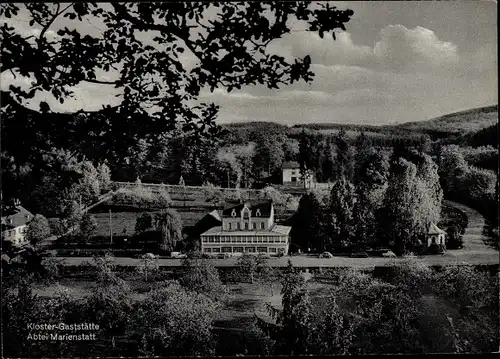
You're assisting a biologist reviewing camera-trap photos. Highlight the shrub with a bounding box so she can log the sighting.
[446,225,464,249]
[112,187,171,209]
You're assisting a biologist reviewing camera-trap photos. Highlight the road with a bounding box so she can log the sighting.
[444,200,498,253]
[46,251,498,268]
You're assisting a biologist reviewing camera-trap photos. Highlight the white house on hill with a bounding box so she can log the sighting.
[1,205,33,246]
[282,161,315,188]
[200,200,291,255]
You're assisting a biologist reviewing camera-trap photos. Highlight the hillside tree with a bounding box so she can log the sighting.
[133,282,219,356]
[155,208,183,252]
[291,191,325,252]
[25,214,51,247]
[135,213,153,235]
[179,257,228,303]
[381,158,431,254]
[79,212,97,244]
[327,176,357,250]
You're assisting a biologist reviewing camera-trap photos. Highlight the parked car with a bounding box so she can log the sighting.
[382,251,397,258]
[319,252,333,258]
[217,253,231,259]
[403,252,417,259]
[187,251,210,259]
[350,252,369,258]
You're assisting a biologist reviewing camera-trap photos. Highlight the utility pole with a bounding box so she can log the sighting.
[109,209,113,246]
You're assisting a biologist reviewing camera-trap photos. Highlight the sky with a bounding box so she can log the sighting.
[1,1,497,126]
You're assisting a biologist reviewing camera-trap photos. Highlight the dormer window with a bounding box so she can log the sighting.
[25,215,30,220]
[256,209,261,217]
[231,209,237,218]
[8,219,12,224]
[242,206,251,218]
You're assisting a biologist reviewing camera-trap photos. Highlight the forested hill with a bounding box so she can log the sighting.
[389,105,498,134]
[289,104,498,141]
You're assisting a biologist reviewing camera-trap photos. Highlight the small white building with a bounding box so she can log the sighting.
[427,223,446,248]
[1,205,33,246]
[282,161,315,188]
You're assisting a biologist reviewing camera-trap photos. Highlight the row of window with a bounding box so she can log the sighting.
[4,227,25,238]
[202,236,286,244]
[226,221,266,230]
[203,247,282,253]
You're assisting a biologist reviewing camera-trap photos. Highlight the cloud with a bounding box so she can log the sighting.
[0,70,123,113]
[373,25,459,71]
[269,24,459,73]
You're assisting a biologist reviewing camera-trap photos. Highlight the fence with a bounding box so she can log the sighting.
[112,181,266,194]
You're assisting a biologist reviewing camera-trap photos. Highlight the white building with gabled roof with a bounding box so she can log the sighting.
[1,205,33,246]
[200,200,291,255]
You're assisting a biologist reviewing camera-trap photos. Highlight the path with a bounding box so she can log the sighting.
[443,200,498,255]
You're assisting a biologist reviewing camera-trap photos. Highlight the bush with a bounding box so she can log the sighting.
[446,225,464,249]
[112,187,171,209]
[426,243,445,255]
[259,186,298,211]
[204,184,224,206]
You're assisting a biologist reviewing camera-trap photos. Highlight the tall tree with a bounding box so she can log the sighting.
[79,213,97,244]
[179,257,228,303]
[78,160,101,204]
[334,129,354,180]
[96,163,112,192]
[321,136,335,182]
[291,192,325,252]
[352,146,390,247]
[133,282,219,357]
[155,209,183,252]
[416,153,443,226]
[327,176,357,250]
[25,214,51,248]
[270,260,312,356]
[381,158,428,254]
[298,130,315,179]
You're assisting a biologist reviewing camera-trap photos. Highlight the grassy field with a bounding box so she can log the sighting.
[88,209,209,237]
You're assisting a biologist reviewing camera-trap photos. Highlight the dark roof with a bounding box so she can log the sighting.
[1,206,34,230]
[221,200,273,218]
[282,161,300,169]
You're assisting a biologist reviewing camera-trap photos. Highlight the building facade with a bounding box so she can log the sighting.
[200,201,291,255]
[1,205,33,246]
[282,161,315,188]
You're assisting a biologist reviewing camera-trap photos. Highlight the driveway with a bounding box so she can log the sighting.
[443,200,498,256]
